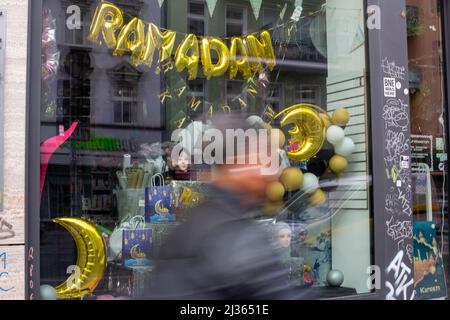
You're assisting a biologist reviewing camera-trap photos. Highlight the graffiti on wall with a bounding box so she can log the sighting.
[0,251,14,293]
[381,56,414,300]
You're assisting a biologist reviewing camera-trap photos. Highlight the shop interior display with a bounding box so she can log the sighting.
[38,0,366,299]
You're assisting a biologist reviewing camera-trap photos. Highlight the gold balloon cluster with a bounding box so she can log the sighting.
[246,104,353,216]
[87,1,276,80]
[53,217,107,299]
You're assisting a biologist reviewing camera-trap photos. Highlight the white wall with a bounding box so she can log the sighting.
[0,0,28,300]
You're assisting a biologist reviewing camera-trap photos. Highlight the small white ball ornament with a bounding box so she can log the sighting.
[326,125,345,146]
[40,285,58,300]
[302,173,320,194]
[335,137,355,157]
[246,115,264,128]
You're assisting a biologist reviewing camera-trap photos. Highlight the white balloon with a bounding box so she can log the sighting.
[326,125,345,146]
[246,115,264,128]
[335,137,355,157]
[40,285,58,300]
[302,173,319,194]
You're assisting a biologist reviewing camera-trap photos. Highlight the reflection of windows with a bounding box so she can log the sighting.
[226,6,247,38]
[264,84,283,112]
[406,6,421,37]
[186,79,206,116]
[226,80,246,107]
[295,85,321,105]
[113,86,137,124]
[188,1,207,35]
[262,9,284,42]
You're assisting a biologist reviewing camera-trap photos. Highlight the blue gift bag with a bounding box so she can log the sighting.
[145,174,176,223]
[122,228,153,268]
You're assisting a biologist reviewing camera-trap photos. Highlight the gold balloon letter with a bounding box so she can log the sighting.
[276,104,326,162]
[229,37,252,80]
[175,34,200,80]
[133,23,176,68]
[245,31,276,72]
[113,17,145,58]
[87,2,124,49]
[201,37,230,79]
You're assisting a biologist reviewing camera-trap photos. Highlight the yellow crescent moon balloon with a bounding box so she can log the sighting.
[276,104,326,162]
[53,217,107,299]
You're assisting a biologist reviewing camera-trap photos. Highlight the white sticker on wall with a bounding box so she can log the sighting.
[400,155,410,169]
[383,77,396,97]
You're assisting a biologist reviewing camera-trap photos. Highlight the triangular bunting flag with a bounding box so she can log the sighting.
[158,0,165,8]
[249,0,263,20]
[206,0,218,17]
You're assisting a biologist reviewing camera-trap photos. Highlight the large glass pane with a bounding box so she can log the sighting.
[39,0,372,300]
[406,0,449,300]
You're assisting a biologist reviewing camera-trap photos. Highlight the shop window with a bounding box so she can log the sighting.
[37,0,372,300]
[407,0,450,299]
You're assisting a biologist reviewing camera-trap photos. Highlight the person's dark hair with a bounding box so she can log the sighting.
[206,112,263,167]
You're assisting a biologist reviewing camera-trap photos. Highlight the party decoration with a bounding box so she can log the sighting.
[334,137,355,157]
[158,0,165,8]
[40,122,79,203]
[245,31,276,72]
[276,104,326,162]
[326,125,345,146]
[53,217,107,299]
[206,0,219,17]
[113,17,145,57]
[261,122,272,131]
[229,37,252,80]
[301,173,319,194]
[175,34,200,80]
[279,167,304,192]
[326,269,344,287]
[40,285,58,300]
[331,108,350,127]
[249,0,263,20]
[88,2,276,79]
[201,38,230,79]
[316,142,335,162]
[42,8,60,81]
[291,0,304,22]
[309,189,327,208]
[87,2,124,49]
[266,181,286,202]
[263,201,284,217]
[246,115,264,128]
[270,128,286,149]
[132,23,176,68]
[319,113,332,129]
[307,157,328,177]
[329,155,348,175]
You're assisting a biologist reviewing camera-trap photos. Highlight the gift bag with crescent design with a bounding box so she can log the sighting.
[145,174,175,223]
[122,229,153,268]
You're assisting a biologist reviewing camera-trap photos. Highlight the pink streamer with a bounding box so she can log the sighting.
[40,122,79,203]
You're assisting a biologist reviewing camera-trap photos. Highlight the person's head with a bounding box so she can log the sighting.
[207,113,282,203]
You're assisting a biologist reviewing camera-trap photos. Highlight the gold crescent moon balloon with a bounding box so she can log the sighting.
[53,217,107,299]
[276,104,326,162]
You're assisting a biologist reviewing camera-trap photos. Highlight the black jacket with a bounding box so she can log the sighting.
[146,185,301,300]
